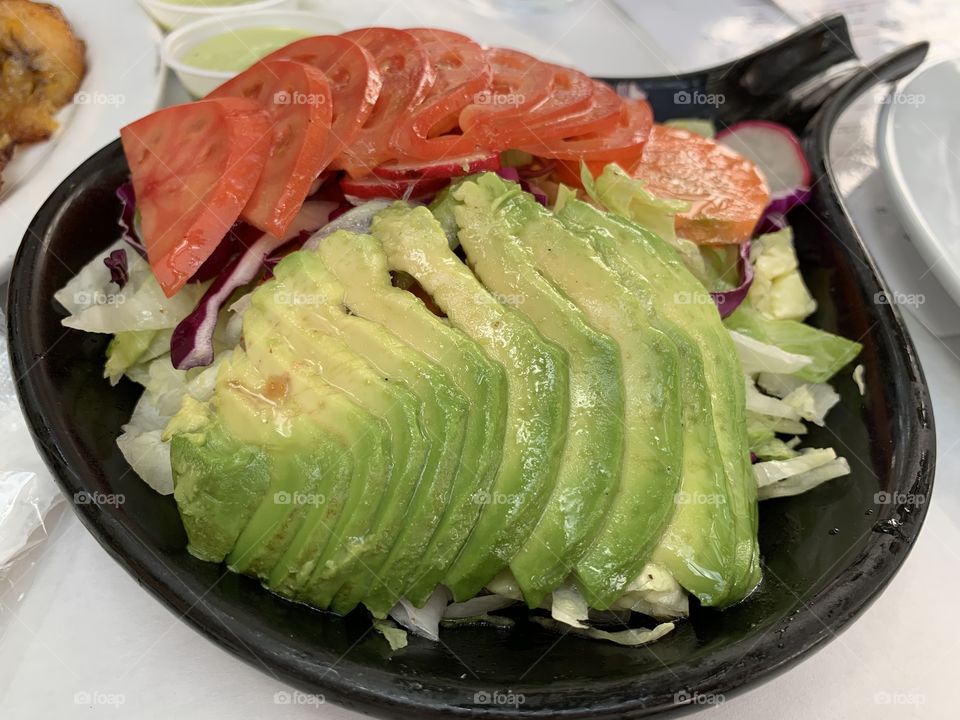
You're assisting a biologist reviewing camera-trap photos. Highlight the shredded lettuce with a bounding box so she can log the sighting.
[56,241,207,333]
[104,329,160,385]
[853,364,866,396]
[732,330,813,376]
[756,450,852,500]
[373,619,409,651]
[747,228,817,321]
[726,306,861,383]
[551,583,590,628]
[388,586,451,641]
[443,594,518,619]
[531,616,675,646]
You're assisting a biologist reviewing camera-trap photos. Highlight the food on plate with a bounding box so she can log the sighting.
[180,27,312,73]
[0,0,85,189]
[56,28,862,648]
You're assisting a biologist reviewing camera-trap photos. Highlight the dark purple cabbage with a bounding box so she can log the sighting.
[116,182,146,258]
[103,249,128,288]
[189,221,263,284]
[710,241,753,319]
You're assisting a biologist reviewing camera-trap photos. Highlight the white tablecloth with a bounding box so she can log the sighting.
[2,1,957,717]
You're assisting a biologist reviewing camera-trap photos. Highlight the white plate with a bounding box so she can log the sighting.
[877,59,960,311]
[0,0,165,279]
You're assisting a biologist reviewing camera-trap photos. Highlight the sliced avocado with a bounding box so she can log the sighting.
[207,349,382,603]
[558,199,760,601]
[443,176,625,607]
[169,396,272,563]
[553,200,738,605]
[242,275,429,610]
[470,180,684,609]
[371,203,569,602]
[318,231,509,608]
[267,250,469,616]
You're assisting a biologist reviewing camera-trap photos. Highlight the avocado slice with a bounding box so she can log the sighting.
[371,203,569,602]
[468,181,684,609]
[205,348,386,603]
[241,289,429,610]
[442,176,626,607]
[317,230,509,608]
[266,250,470,616]
[169,396,272,564]
[558,200,760,600]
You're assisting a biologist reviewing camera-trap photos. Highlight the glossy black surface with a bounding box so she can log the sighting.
[6,17,936,719]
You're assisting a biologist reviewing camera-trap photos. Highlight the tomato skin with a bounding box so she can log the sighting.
[519,97,653,162]
[263,35,381,173]
[633,124,770,245]
[389,28,493,160]
[337,27,436,176]
[208,60,332,238]
[120,98,271,297]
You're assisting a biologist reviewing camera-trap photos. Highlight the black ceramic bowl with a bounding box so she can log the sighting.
[6,16,936,719]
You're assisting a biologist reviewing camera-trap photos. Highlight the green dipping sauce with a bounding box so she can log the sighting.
[163,0,259,7]
[181,27,310,73]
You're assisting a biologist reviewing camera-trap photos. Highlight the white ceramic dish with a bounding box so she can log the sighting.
[877,58,960,310]
[138,0,297,31]
[0,0,166,280]
[161,10,345,97]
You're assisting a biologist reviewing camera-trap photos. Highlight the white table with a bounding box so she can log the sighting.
[2,1,957,718]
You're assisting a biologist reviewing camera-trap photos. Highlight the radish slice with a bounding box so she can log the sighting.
[716,120,812,230]
[372,153,501,181]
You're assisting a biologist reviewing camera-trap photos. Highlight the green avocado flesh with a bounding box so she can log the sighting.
[167,172,761,617]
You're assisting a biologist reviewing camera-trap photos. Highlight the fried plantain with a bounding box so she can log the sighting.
[0,0,86,145]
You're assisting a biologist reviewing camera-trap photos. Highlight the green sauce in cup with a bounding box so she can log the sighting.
[181,27,309,72]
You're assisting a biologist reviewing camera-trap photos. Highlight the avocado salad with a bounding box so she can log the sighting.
[54,32,862,647]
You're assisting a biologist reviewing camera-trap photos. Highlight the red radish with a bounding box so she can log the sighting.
[341,173,449,200]
[372,153,501,181]
[716,120,812,222]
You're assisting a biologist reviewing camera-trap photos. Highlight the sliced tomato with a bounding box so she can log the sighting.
[341,174,449,200]
[633,124,771,244]
[208,60,332,238]
[458,48,553,136]
[390,28,493,160]
[372,152,500,180]
[485,64,597,149]
[518,96,653,162]
[263,35,381,173]
[120,98,271,297]
[337,27,436,176]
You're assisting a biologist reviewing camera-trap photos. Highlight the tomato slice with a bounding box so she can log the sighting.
[120,98,271,297]
[633,124,771,244]
[208,60,332,238]
[341,173,448,200]
[458,48,553,136]
[337,27,436,176]
[390,28,493,160]
[263,35,381,173]
[372,152,500,180]
[518,96,653,162]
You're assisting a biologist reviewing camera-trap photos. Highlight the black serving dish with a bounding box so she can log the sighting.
[6,16,936,719]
